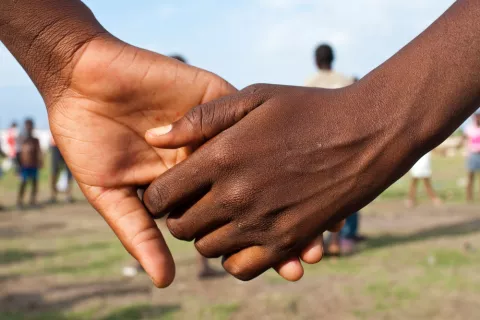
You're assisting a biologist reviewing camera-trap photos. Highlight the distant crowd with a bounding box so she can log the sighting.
[406,114,480,208]
[0,119,74,210]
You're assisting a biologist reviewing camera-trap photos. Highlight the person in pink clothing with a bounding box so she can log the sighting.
[5,122,19,172]
[0,138,6,210]
[463,112,480,202]
[5,122,18,159]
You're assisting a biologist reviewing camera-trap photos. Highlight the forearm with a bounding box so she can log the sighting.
[361,0,480,163]
[0,0,107,101]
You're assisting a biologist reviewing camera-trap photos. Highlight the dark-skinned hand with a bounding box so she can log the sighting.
[142,83,409,280]
[143,0,480,281]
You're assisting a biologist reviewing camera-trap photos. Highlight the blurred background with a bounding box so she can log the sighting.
[2,0,480,319]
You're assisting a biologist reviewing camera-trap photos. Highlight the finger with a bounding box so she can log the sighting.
[143,150,212,218]
[274,257,304,282]
[222,246,281,281]
[300,236,324,264]
[194,223,254,258]
[166,193,229,242]
[327,220,345,233]
[196,225,304,281]
[81,184,175,288]
[145,85,267,149]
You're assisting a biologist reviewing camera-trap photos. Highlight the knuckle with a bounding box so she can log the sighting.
[242,83,267,95]
[277,229,298,252]
[224,261,252,281]
[184,105,203,130]
[210,139,236,167]
[166,218,194,242]
[194,239,220,259]
[220,181,252,210]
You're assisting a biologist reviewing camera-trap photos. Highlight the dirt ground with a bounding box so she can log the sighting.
[1,186,479,320]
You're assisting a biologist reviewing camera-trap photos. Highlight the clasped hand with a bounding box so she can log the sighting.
[48,36,347,287]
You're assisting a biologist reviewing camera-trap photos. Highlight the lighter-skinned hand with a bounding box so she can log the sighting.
[48,36,333,286]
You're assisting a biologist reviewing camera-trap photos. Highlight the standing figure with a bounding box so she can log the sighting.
[50,135,74,203]
[463,112,480,202]
[17,119,42,209]
[5,122,18,171]
[0,138,6,210]
[406,152,442,208]
[305,44,363,255]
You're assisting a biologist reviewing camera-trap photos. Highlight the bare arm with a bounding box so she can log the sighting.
[141,0,480,280]
[356,0,480,169]
[1,0,306,286]
[0,0,107,104]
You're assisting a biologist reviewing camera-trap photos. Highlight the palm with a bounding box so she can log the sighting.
[50,38,233,187]
[48,37,235,287]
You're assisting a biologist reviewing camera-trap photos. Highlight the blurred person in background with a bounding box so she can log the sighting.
[305,44,355,89]
[6,122,18,160]
[49,135,74,204]
[5,121,19,172]
[305,44,365,255]
[0,138,6,210]
[17,118,42,209]
[461,112,480,202]
[406,152,442,208]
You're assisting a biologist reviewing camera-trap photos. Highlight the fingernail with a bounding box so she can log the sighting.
[147,124,172,137]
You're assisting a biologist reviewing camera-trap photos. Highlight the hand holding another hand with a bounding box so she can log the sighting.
[48,37,333,285]
[143,83,403,280]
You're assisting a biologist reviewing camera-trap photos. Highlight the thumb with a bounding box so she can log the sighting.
[80,184,175,288]
[145,85,268,149]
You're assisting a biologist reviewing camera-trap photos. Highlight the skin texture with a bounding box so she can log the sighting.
[144,84,397,280]
[144,0,480,281]
[0,0,329,286]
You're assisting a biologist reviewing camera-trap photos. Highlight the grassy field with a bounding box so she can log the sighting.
[1,150,471,203]
[378,151,469,202]
[1,153,479,319]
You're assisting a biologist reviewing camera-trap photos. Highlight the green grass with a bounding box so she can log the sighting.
[0,312,71,320]
[200,303,240,320]
[1,151,469,203]
[1,152,479,319]
[0,152,83,200]
[0,305,179,320]
[422,248,474,267]
[0,249,38,265]
[3,241,130,278]
[366,280,419,304]
[0,309,97,320]
[0,303,239,320]
[100,304,180,320]
[379,153,467,202]
[0,152,51,191]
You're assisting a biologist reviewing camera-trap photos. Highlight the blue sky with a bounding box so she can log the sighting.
[0,0,454,128]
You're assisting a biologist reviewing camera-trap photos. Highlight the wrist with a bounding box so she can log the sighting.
[0,0,108,102]
[344,80,418,193]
